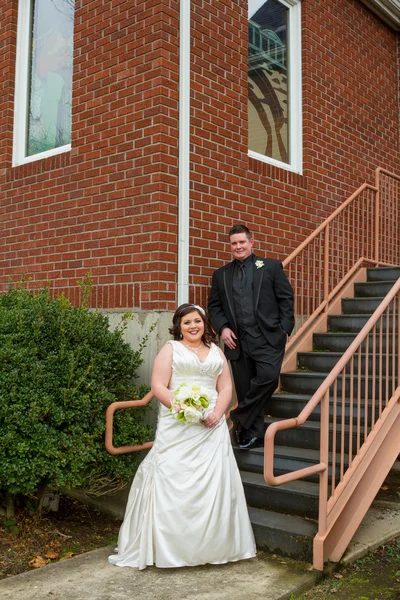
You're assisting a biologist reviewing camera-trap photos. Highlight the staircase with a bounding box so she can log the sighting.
[234,266,400,562]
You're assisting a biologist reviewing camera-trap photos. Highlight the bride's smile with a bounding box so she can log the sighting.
[180,311,205,345]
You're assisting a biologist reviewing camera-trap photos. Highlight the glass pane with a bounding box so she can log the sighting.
[27,0,74,156]
[248,0,288,163]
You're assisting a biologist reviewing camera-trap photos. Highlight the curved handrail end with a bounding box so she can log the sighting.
[105,392,154,455]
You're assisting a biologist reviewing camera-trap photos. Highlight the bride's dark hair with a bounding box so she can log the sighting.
[169,304,217,348]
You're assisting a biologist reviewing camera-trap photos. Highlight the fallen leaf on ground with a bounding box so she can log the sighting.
[44,551,59,560]
[60,552,75,560]
[28,556,48,568]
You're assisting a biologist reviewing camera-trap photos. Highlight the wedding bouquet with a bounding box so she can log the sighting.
[170,382,210,424]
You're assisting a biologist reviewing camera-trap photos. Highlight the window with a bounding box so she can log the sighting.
[13,0,75,166]
[248,0,302,173]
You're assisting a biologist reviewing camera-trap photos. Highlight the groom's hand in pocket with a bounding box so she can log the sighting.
[221,327,237,350]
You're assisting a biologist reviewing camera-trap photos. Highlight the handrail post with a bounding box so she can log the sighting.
[318,390,330,538]
[374,168,380,263]
[324,223,330,304]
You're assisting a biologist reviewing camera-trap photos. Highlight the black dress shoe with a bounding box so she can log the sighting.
[234,423,247,445]
[238,436,264,451]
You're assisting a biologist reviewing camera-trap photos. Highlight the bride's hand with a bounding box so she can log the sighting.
[203,410,220,428]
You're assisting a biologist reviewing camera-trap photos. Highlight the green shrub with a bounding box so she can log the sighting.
[0,279,154,514]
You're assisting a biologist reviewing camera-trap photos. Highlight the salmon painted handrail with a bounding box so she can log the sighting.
[105,391,154,455]
[282,183,377,269]
[283,168,400,345]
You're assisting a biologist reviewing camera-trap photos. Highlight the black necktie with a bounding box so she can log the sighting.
[238,263,245,283]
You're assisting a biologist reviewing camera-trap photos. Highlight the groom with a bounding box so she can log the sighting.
[207,224,294,450]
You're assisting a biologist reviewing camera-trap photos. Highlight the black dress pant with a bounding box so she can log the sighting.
[230,333,285,439]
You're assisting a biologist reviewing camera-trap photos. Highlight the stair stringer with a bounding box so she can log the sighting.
[313,393,400,570]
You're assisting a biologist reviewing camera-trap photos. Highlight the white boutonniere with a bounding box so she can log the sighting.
[255,260,264,269]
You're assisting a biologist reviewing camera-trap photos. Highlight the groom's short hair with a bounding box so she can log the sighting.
[229,224,252,240]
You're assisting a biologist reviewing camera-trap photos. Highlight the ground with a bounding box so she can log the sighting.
[0,495,122,580]
[1,491,399,600]
[290,537,400,600]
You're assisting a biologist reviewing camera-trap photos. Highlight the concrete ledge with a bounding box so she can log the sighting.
[341,500,400,564]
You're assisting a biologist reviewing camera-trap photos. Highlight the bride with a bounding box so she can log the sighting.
[108,303,256,570]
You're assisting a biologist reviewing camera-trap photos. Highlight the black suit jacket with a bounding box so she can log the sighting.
[207,255,294,360]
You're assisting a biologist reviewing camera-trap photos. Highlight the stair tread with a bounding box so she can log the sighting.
[315,332,360,337]
[241,444,332,462]
[299,351,344,356]
[272,391,379,405]
[248,506,317,536]
[283,371,330,377]
[264,415,363,434]
[357,280,399,285]
[241,470,319,495]
[344,296,391,300]
[330,313,390,317]
[272,392,312,401]
[298,351,393,356]
[235,444,349,467]
[299,351,392,357]
[283,371,392,378]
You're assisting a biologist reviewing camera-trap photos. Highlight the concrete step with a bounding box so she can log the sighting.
[264,416,360,451]
[298,351,396,375]
[313,332,399,353]
[328,313,394,332]
[367,267,400,282]
[269,393,317,419]
[341,297,388,314]
[241,470,319,519]
[281,370,393,396]
[235,444,318,477]
[249,506,317,562]
[313,332,360,352]
[269,392,375,424]
[355,280,396,297]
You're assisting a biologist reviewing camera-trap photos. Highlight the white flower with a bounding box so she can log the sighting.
[191,384,208,400]
[255,260,264,269]
[175,384,190,402]
[191,384,201,399]
[183,405,202,423]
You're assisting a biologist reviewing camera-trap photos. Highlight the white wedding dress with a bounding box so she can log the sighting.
[108,341,256,570]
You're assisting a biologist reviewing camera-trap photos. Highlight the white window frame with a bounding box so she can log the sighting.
[248,0,302,175]
[13,0,72,167]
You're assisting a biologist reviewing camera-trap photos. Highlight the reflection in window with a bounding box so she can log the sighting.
[27,0,74,156]
[248,0,288,163]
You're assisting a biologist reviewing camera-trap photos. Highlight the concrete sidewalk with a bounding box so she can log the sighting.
[0,500,399,600]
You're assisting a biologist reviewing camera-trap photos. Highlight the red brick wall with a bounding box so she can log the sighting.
[0,0,399,311]
[0,0,180,310]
